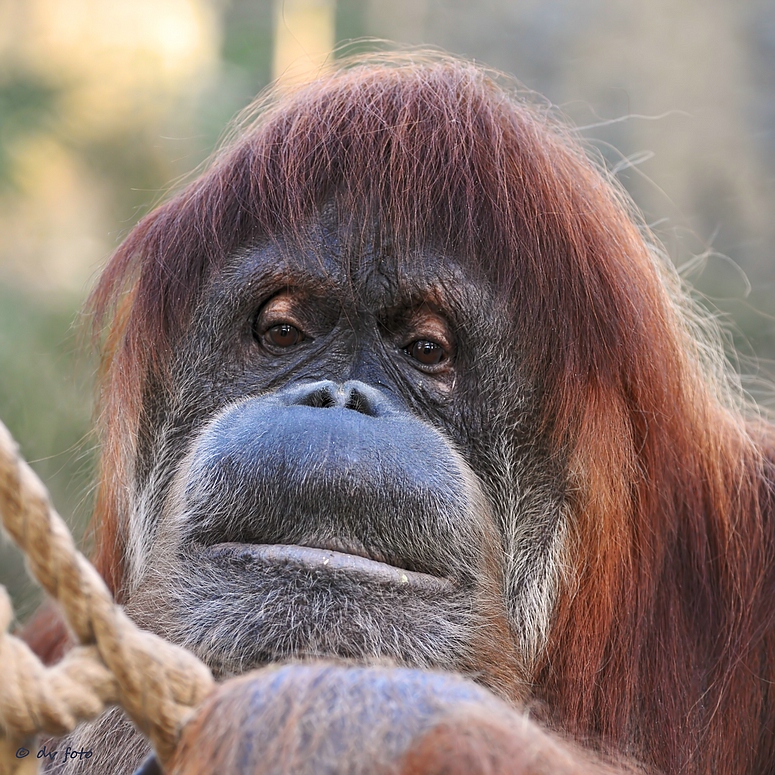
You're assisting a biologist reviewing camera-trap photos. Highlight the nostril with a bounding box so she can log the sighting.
[344,387,373,415]
[298,386,337,409]
[284,380,386,416]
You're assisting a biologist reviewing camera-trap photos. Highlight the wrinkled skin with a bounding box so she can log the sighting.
[125,221,566,684]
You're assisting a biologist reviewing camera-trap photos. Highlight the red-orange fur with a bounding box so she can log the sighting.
[169,664,629,775]
[24,55,775,773]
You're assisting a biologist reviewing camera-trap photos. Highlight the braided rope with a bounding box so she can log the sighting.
[0,588,119,734]
[0,419,214,771]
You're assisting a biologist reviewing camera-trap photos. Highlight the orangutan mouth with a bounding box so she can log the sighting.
[203,542,454,593]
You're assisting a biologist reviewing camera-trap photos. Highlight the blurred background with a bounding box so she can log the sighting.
[1,0,774,617]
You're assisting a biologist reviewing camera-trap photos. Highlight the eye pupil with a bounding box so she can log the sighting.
[409,340,444,366]
[267,323,301,348]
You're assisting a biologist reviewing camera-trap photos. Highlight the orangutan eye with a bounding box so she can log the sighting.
[406,339,446,366]
[252,292,310,352]
[265,323,303,348]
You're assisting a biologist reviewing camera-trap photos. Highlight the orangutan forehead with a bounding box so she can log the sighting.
[218,230,494,316]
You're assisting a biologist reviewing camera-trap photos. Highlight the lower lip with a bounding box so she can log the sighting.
[202,542,454,593]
